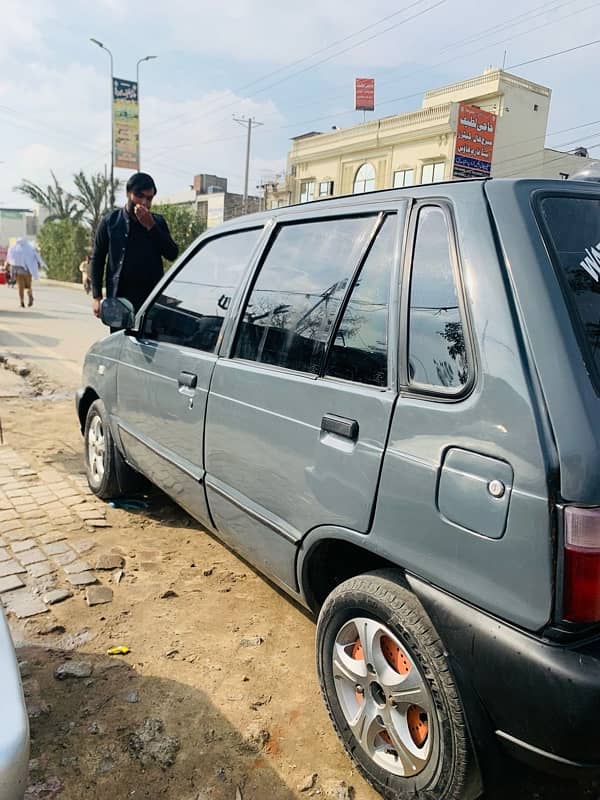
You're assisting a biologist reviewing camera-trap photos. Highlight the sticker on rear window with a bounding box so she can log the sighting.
[580,242,600,281]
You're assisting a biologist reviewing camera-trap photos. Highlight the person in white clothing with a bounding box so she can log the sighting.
[6,238,42,308]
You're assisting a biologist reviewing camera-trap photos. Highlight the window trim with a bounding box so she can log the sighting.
[229,212,385,377]
[137,225,265,354]
[400,200,476,400]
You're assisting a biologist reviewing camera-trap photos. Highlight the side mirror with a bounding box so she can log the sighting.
[100,297,136,331]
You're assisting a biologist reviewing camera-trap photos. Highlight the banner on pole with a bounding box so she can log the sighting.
[453,102,496,178]
[113,78,139,170]
[355,78,375,112]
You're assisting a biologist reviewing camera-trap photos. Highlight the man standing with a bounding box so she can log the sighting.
[90,172,178,319]
[6,238,42,308]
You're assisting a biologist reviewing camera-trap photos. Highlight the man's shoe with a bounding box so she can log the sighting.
[27,297,33,307]
[20,302,25,308]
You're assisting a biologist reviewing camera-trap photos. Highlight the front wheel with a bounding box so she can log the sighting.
[84,399,139,499]
[316,570,480,800]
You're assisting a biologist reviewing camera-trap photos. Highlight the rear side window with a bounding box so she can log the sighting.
[325,216,395,386]
[142,228,261,352]
[408,206,469,392]
[538,195,600,385]
[234,216,375,374]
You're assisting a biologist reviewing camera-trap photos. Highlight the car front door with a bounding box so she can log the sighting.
[115,226,264,526]
[204,205,406,587]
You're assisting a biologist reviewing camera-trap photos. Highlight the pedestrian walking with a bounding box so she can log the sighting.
[6,238,42,308]
[79,254,91,294]
[90,172,178,321]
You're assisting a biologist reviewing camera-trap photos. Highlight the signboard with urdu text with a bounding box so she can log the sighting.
[453,102,496,178]
[113,78,139,170]
[355,78,375,112]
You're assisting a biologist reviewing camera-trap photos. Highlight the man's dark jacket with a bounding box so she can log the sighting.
[90,207,178,300]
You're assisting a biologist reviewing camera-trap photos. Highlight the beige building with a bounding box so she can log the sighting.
[270,68,597,208]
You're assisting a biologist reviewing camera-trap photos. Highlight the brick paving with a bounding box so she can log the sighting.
[0,446,113,618]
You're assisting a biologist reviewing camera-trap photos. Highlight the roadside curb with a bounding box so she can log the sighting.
[40,279,85,292]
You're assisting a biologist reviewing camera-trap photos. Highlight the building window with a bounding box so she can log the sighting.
[421,162,445,184]
[319,181,334,197]
[393,169,414,188]
[353,163,376,194]
[300,181,315,203]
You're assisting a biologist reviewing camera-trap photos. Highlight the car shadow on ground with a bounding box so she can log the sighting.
[17,640,298,800]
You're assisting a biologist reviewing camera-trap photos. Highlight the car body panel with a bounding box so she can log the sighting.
[0,608,29,800]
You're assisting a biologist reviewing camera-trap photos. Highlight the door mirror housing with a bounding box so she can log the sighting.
[100,297,136,331]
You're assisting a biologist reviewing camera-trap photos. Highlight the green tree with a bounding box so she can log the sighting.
[37,219,88,282]
[14,171,83,222]
[152,203,205,266]
[73,171,121,243]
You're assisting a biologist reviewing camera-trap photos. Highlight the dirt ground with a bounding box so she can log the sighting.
[1,373,599,800]
[3,391,381,800]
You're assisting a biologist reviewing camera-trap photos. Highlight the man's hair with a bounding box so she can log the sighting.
[126,172,157,195]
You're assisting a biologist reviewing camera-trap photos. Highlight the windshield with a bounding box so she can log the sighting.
[538,195,600,386]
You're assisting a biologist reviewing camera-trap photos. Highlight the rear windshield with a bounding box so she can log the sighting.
[538,195,600,384]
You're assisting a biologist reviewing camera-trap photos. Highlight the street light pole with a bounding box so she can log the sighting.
[90,38,115,208]
[136,55,157,171]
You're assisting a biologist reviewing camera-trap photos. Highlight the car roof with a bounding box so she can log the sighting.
[212,178,587,233]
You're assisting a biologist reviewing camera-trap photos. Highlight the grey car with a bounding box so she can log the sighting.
[77,178,600,800]
[0,605,29,799]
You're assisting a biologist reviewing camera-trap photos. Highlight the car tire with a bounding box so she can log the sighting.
[316,569,480,800]
[84,399,139,500]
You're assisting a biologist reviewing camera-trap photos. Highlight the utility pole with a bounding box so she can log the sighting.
[90,38,115,208]
[233,116,263,213]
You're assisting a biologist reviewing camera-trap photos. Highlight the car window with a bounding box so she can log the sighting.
[234,216,376,374]
[538,195,600,388]
[408,206,468,391]
[142,228,261,352]
[325,215,395,387]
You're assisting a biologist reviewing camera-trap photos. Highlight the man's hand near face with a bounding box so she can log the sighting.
[134,204,155,230]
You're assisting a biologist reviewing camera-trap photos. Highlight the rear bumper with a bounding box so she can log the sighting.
[407,574,600,777]
[0,611,29,799]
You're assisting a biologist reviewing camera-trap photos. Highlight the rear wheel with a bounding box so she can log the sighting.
[84,399,139,499]
[316,570,480,800]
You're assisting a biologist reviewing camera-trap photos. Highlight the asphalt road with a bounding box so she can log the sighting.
[0,280,105,388]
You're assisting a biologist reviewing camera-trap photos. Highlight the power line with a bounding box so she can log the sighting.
[147,0,446,141]
[144,0,591,159]
[507,37,600,69]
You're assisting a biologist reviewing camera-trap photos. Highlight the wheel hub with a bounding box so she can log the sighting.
[333,619,435,777]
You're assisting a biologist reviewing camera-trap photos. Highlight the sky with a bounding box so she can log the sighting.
[2,0,600,209]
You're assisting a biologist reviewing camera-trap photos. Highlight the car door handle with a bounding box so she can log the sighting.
[321,414,359,440]
[178,371,198,389]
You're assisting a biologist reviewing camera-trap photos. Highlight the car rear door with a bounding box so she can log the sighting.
[204,203,407,588]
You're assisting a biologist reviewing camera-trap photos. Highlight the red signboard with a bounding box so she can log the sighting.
[453,102,497,178]
[355,78,375,112]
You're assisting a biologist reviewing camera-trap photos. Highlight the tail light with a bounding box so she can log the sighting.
[563,506,600,623]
